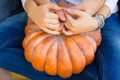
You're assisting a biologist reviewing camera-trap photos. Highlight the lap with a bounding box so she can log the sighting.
[0,12,120,80]
[0,11,98,80]
[0,12,27,48]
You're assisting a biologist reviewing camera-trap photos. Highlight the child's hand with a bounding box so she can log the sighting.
[65,9,98,34]
[25,0,62,34]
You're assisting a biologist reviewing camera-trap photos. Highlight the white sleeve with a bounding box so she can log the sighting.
[21,0,26,9]
[105,0,118,14]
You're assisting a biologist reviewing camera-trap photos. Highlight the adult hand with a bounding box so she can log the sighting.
[25,0,62,35]
[65,9,98,34]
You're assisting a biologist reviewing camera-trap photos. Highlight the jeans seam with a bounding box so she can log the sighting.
[0,36,23,48]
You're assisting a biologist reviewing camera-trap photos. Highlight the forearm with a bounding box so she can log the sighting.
[21,0,51,9]
[96,0,118,19]
[105,0,118,15]
[75,0,105,16]
[24,0,35,12]
[96,5,111,19]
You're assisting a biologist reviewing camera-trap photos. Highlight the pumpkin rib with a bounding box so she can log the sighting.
[81,35,97,52]
[64,37,86,74]
[45,40,58,76]
[24,33,51,62]
[22,30,43,49]
[71,35,94,65]
[57,37,72,78]
[30,35,57,59]
[84,31,101,46]
[31,36,57,71]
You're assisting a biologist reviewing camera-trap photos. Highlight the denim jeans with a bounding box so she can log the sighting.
[0,0,24,22]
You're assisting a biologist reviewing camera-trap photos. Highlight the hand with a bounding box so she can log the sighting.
[65,9,98,34]
[25,0,62,34]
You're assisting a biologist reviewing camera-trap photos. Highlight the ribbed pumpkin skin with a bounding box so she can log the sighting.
[22,21,101,78]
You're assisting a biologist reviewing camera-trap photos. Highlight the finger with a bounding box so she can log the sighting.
[41,26,60,35]
[34,21,60,35]
[64,15,74,31]
[62,27,74,35]
[46,23,61,30]
[64,22,71,30]
[44,18,59,24]
[46,13,59,19]
[56,10,66,21]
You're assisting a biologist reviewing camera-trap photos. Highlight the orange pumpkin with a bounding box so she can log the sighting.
[22,22,101,78]
[22,1,101,78]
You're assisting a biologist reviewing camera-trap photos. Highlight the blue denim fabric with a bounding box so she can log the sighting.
[0,0,24,22]
[95,13,120,80]
[0,12,120,80]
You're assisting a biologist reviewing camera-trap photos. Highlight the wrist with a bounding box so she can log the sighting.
[92,14,105,30]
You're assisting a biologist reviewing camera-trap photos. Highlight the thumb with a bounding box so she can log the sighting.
[65,13,75,30]
[56,10,66,21]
